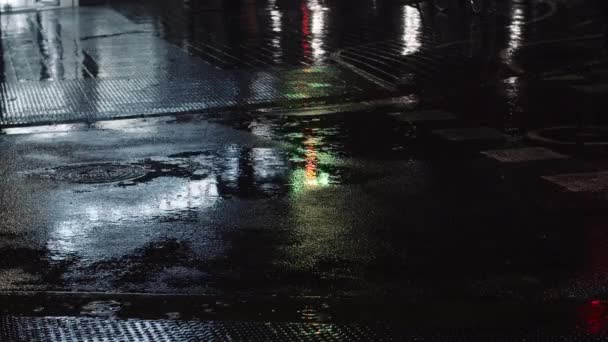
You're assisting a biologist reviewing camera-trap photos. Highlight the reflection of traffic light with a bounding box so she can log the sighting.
[290,128,330,193]
[304,135,318,185]
[301,2,311,58]
[578,300,608,335]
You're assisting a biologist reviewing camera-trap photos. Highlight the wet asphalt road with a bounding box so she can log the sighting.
[2,0,608,338]
[0,111,607,330]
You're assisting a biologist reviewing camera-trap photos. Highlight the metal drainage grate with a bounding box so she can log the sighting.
[0,316,396,342]
[45,163,147,184]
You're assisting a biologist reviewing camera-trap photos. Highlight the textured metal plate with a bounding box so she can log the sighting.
[0,8,375,127]
[0,70,366,127]
[0,317,396,342]
[1,316,607,341]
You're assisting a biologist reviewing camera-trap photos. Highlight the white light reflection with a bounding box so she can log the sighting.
[158,179,219,212]
[0,0,33,11]
[306,0,328,62]
[37,11,64,81]
[3,123,86,135]
[402,5,422,55]
[48,178,219,259]
[0,10,29,32]
[93,117,162,134]
[502,2,526,132]
[269,2,281,33]
[504,5,525,63]
[252,147,286,181]
[268,0,283,62]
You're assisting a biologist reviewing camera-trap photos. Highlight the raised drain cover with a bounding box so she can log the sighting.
[49,163,147,184]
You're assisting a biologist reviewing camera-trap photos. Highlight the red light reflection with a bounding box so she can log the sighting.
[301,2,311,57]
[578,300,608,335]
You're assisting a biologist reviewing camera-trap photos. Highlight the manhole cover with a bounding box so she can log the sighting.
[49,163,147,184]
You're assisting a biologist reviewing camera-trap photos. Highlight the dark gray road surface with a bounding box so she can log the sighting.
[2,0,608,340]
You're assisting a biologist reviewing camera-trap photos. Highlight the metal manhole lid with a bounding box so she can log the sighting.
[48,163,147,184]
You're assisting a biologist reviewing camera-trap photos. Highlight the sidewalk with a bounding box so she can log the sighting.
[2,1,607,128]
[0,6,380,126]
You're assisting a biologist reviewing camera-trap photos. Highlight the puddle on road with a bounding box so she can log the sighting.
[30,147,379,198]
[81,300,122,318]
[44,163,148,184]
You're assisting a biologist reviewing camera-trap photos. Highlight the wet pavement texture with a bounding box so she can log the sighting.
[0,112,607,336]
[0,6,377,126]
[0,0,606,128]
[2,0,608,340]
[0,316,398,341]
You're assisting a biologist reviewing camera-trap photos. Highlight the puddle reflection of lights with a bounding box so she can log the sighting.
[304,138,318,184]
[36,11,65,81]
[223,145,241,184]
[502,3,526,122]
[291,136,331,193]
[252,147,286,180]
[0,0,34,10]
[270,11,282,33]
[268,0,283,61]
[3,123,86,135]
[1,10,29,32]
[579,300,608,335]
[158,179,219,212]
[49,178,219,257]
[504,5,525,62]
[402,5,422,55]
[304,0,328,62]
[93,118,161,134]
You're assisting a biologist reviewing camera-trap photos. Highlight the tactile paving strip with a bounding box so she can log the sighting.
[0,317,396,342]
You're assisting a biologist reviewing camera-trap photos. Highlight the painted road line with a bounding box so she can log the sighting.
[389,110,458,124]
[572,83,608,94]
[481,147,569,164]
[541,74,587,82]
[543,171,608,194]
[432,127,506,143]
